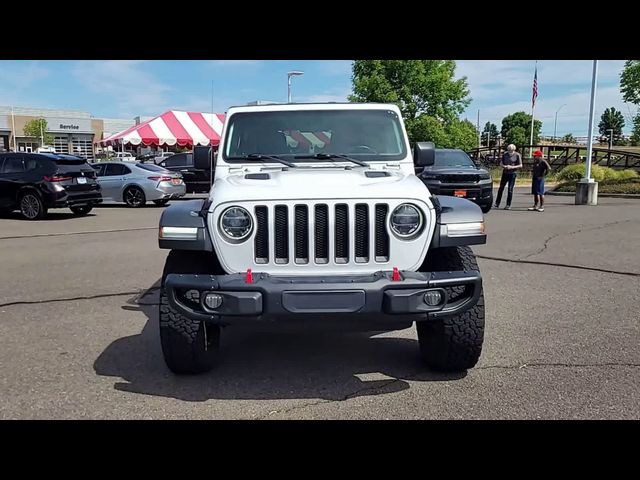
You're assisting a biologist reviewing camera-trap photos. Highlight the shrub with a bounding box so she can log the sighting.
[556,163,638,182]
[616,169,639,180]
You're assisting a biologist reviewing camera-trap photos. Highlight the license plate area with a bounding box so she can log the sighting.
[282,290,365,313]
[77,177,87,184]
[454,189,466,197]
[171,178,181,185]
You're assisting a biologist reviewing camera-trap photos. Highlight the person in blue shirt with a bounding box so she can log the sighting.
[528,150,551,212]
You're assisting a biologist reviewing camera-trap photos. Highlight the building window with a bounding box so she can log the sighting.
[0,135,8,152]
[17,141,39,153]
[72,135,94,159]
[54,136,70,154]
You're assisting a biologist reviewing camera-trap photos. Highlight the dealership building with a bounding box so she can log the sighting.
[0,106,139,158]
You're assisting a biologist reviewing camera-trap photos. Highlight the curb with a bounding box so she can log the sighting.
[547,191,640,199]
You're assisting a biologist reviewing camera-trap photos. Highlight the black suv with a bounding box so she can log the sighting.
[0,152,102,220]
[157,152,211,193]
[417,148,493,213]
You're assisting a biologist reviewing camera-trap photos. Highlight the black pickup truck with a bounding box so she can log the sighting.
[417,148,493,213]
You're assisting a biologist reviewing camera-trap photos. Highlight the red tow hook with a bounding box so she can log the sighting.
[245,268,254,284]
[392,267,401,282]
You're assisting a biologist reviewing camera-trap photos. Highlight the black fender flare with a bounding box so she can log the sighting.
[430,195,487,248]
[158,198,214,251]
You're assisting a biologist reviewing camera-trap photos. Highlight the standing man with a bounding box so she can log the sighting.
[528,150,551,212]
[494,143,523,210]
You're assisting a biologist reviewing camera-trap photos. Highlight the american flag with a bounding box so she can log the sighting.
[532,64,538,108]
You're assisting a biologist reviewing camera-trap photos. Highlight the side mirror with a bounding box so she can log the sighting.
[413,142,435,167]
[193,146,214,171]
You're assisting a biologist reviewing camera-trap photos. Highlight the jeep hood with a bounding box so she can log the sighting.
[211,168,432,205]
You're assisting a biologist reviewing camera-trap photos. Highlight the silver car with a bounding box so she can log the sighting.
[90,161,186,207]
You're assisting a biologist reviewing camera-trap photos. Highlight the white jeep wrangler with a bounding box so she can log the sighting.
[158,103,486,374]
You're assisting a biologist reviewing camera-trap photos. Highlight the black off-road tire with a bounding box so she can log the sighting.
[159,250,222,374]
[123,186,146,208]
[70,205,93,215]
[19,191,47,220]
[481,204,492,213]
[417,246,485,372]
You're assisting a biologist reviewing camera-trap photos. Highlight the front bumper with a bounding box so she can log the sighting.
[425,182,493,204]
[164,269,482,326]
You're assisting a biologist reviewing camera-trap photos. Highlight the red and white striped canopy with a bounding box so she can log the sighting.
[101,110,226,147]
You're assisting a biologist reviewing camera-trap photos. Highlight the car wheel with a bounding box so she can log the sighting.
[481,204,492,213]
[70,206,93,215]
[19,191,47,220]
[153,199,169,206]
[159,250,223,374]
[417,246,485,372]
[123,186,146,208]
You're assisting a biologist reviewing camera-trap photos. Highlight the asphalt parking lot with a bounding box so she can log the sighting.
[1,189,639,419]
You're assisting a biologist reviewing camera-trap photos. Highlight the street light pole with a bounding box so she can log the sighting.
[607,128,613,150]
[554,104,566,142]
[287,71,304,103]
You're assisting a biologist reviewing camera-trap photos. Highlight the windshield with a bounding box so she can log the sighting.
[434,150,476,168]
[223,109,406,162]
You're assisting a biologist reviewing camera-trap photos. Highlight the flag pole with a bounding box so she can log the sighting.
[529,61,537,158]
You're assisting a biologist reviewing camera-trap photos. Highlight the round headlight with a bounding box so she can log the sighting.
[220,206,253,241]
[390,204,423,238]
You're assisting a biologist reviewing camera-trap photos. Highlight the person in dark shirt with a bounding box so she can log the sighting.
[528,150,551,212]
[494,143,523,210]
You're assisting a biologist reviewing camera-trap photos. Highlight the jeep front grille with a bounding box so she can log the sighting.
[253,202,390,266]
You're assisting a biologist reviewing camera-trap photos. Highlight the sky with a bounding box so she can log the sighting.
[0,60,634,137]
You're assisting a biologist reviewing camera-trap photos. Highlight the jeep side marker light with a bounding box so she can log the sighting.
[159,226,199,240]
[246,268,254,284]
[444,222,485,237]
[204,293,223,310]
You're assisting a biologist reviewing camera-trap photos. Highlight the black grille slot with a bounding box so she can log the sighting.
[335,204,349,263]
[294,205,309,264]
[274,205,289,263]
[314,204,329,263]
[375,204,389,261]
[254,206,269,263]
[355,204,369,262]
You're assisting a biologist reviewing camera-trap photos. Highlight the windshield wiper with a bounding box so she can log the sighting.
[294,153,369,167]
[227,153,297,168]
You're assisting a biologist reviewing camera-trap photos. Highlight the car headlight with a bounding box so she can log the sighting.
[478,172,491,180]
[219,206,253,241]
[422,175,438,180]
[390,203,424,238]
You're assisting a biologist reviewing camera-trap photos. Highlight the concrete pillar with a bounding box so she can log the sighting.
[575,179,598,205]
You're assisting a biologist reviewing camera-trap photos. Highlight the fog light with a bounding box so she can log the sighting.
[423,290,443,306]
[204,293,223,309]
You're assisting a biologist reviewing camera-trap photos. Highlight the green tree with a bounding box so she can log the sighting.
[349,60,472,147]
[620,60,640,105]
[500,112,542,146]
[23,118,54,146]
[481,121,498,146]
[630,113,640,146]
[562,133,576,143]
[598,107,625,146]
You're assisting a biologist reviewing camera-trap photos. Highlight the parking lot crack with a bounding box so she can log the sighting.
[520,219,635,261]
[257,371,422,419]
[478,361,640,370]
[0,226,157,241]
[476,254,640,277]
[0,287,160,308]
